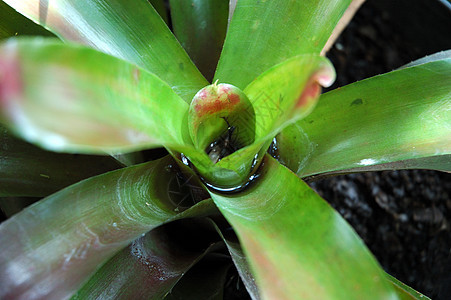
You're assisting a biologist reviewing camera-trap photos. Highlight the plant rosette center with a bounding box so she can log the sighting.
[184,55,335,191]
[188,81,256,162]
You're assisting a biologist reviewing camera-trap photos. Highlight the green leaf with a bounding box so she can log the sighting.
[243,55,335,142]
[2,0,207,102]
[386,273,431,300]
[188,82,255,151]
[73,218,221,300]
[170,0,229,81]
[0,125,121,197]
[0,156,217,299]
[275,58,451,178]
[209,155,398,300]
[0,38,191,154]
[165,254,231,300]
[0,1,55,40]
[214,0,351,89]
[210,55,334,188]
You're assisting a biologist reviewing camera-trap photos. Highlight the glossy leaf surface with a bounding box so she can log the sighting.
[73,218,220,300]
[214,0,351,89]
[2,0,207,102]
[210,155,398,300]
[0,156,217,299]
[277,58,451,178]
[0,126,121,197]
[170,0,229,81]
[0,38,190,154]
[0,1,54,39]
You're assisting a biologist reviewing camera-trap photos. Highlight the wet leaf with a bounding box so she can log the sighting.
[209,155,398,300]
[0,38,191,154]
[276,57,451,178]
[214,0,351,89]
[2,0,207,102]
[0,156,217,299]
[170,0,229,81]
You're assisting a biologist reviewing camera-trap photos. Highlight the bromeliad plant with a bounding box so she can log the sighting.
[0,0,449,299]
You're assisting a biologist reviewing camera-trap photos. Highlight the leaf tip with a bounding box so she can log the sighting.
[315,62,336,88]
[295,62,336,109]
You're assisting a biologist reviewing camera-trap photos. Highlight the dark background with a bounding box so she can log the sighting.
[315,0,451,299]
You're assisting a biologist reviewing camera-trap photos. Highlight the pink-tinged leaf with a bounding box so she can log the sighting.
[184,55,335,190]
[244,55,335,139]
[0,156,217,300]
[209,155,398,300]
[210,55,335,188]
[2,0,207,102]
[73,218,221,299]
[188,82,255,153]
[0,38,191,154]
[275,57,451,178]
[243,55,335,142]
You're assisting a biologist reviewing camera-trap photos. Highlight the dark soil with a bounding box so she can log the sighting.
[313,0,451,299]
